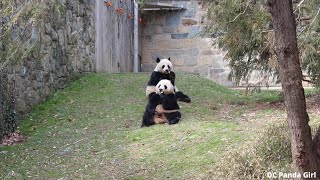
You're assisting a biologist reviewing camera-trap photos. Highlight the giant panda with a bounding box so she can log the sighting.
[141,79,181,127]
[145,57,191,103]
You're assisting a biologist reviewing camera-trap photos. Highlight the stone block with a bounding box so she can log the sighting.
[78,4,85,17]
[182,18,197,26]
[210,68,225,74]
[150,52,162,60]
[185,56,198,66]
[150,39,198,50]
[12,24,19,41]
[36,70,43,82]
[152,48,199,59]
[43,35,52,47]
[208,68,234,87]
[20,27,27,41]
[66,10,73,23]
[51,30,58,41]
[172,58,185,66]
[166,14,182,27]
[15,98,30,113]
[184,1,199,18]
[58,29,65,46]
[30,25,38,43]
[57,78,67,89]
[188,26,203,38]
[141,63,155,72]
[1,16,9,24]
[174,66,194,73]
[171,33,189,39]
[20,66,27,78]
[212,55,229,69]
[77,17,84,29]
[44,23,52,34]
[194,65,210,75]
[172,1,188,9]
[200,49,221,55]
[198,55,213,65]
[151,34,171,42]
[198,38,217,49]
[191,48,200,56]
[143,25,163,35]
[162,26,177,33]
[184,9,196,18]
[68,31,79,45]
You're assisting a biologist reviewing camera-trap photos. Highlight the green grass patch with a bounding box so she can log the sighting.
[0,73,287,179]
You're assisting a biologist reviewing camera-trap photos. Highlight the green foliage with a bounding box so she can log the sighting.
[0,73,16,137]
[138,0,149,8]
[206,0,320,87]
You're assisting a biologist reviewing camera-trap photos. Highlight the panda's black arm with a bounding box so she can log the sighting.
[147,72,161,86]
[160,94,180,110]
[169,72,176,86]
[176,91,191,103]
[147,93,161,112]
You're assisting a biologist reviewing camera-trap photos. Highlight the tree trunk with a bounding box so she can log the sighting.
[267,0,320,177]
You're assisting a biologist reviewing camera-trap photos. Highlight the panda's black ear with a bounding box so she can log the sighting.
[156,58,161,63]
[168,57,171,61]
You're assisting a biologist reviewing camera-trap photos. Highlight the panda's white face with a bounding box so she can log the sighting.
[155,58,172,74]
[156,79,174,95]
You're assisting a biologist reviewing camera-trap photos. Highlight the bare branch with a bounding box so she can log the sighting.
[299,16,312,21]
[302,78,312,83]
[261,30,274,33]
[228,0,252,23]
[298,7,320,36]
[294,0,306,13]
[307,7,320,33]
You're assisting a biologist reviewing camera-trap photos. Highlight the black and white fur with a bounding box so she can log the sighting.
[145,57,191,103]
[141,79,181,127]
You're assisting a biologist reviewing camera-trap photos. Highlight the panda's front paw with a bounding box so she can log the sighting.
[159,93,166,99]
[181,97,191,103]
[169,117,181,125]
[176,92,191,103]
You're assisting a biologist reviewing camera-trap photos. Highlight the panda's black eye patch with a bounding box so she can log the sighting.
[158,85,161,88]
[162,65,165,69]
[164,85,167,89]
[168,65,171,69]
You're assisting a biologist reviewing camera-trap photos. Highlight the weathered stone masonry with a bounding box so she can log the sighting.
[1,0,95,117]
[140,0,233,86]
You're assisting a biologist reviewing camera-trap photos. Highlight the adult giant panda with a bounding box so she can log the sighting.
[145,57,191,103]
[141,79,181,127]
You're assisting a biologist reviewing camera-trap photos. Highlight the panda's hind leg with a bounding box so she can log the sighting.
[141,109,155,127]
[141,94,161,127]
[166,112,182,125]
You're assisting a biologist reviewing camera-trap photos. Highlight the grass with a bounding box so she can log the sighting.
[0,72,309,179]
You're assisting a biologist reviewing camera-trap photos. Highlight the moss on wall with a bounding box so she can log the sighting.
[0,0,67,68]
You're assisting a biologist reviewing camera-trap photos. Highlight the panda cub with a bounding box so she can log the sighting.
[141,79,181,127]
[146,57,191,103]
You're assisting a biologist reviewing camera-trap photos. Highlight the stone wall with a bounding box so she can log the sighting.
[0,0,95,117]
[140,0,234,86]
